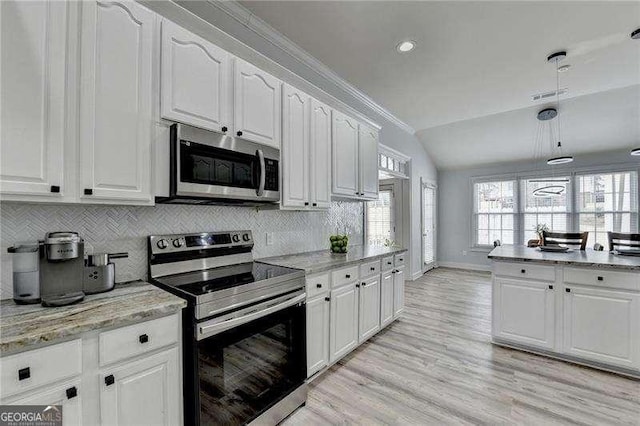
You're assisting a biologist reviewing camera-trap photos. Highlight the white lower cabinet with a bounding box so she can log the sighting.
[100,347,181,426]
[5,380,82,426]
[393,265,406,317]
[329,283,359,363]
[563,285,640,369]
[358,276,381,342]
[380,271,395,328]
[306,295,330,377]
[492,277,555,350]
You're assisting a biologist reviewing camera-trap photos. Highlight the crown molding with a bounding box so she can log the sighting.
[207,0,416,135]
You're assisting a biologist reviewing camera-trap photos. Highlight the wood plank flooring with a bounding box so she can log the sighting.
[284,267,640,425]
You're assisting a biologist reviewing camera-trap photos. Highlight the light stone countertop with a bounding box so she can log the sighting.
[488,245,640,270]
[258,245,408,274]
[0,281,186,355]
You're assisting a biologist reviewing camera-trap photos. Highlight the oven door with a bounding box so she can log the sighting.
[195,292,306,425]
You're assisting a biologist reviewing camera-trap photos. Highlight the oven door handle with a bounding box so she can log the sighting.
[197,292,305,340]
[256,149,266,197]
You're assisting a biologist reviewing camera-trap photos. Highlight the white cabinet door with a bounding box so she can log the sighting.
[380,271,394,328]
[358,124,379,200]
[492,277,555,350]
[563,285,639,369]
[100,347,181,426]
[329,283,359,363]
[331,110,359,197]
[160,19,231,133]
[0,1,67,199]
[5,381,82,426]
[281,84,310,208]
[79,0,155,204]
[393,266,406,318]
[234,58,281,148]
[309,99,332,209]
[306,295,330,377]
[359,276,381,342]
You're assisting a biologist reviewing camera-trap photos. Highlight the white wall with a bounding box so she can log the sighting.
[438,149,640,270]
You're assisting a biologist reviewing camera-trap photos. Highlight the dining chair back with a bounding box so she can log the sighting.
[541,231,589,250]
[607,232,640,252]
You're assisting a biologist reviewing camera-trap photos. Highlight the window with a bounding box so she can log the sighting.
[379,145,409,179]
[521,177,570,242]
[366,187,395,246]
[473,180,516,245]
[576,172,638,246]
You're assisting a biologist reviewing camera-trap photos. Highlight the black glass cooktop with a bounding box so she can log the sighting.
[155,262,302,296]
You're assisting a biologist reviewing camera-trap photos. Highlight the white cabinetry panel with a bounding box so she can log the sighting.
[358,124,379,199]
[329,283,358,362]
[306,295,330,377]
[281,84,310,208]
[309,99,332,208]
[380,270,394,328]
[331,110,359,197]
[358,276,380,342]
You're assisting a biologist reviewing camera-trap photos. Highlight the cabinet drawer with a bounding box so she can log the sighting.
[394,253,406,267]
[494,262,555,282]
[306,272,330,299]
[99,314,180,366]
[564,267,640,291]
[381,256,394,271]
[1,339,82,399]
[360,260,380,278]
[331,265,360,288]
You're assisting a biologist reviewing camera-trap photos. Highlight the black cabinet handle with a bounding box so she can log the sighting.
[370,267,375,271]
[304,202,309,206]
[50,185,60,193]
[66,386,77,399]
[566,288,571,293]
[84,188,93,195]
[597,276,603,281]
[399,258,403,262]
[548,285,554,290]
[392,270,396,274]
[387,262,392,265]
[221,126,228,132]
[236,131,243,136]
[325,297,330,302]
[345,274,351,278]
[139,334,149,344]
[312,203,317,207]
[361,282,366,287]
[316,283,322,288]
[521,269,526,274]
[356,283,360,288]
[18,367,30,381]
[105,375,115,386]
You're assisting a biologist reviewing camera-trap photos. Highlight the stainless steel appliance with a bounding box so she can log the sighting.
[84,252,128,294]
[156,123,280,205]
[148,230,306,425]
[39,232,85,307]
[7,242,40,304]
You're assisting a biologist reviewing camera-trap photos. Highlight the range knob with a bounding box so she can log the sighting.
[156,239,168,249]
[242,233,251,242]
[172,239,183,248]
[232,234,240,243]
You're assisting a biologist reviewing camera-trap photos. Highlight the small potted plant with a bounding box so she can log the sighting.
[528,223,549,247]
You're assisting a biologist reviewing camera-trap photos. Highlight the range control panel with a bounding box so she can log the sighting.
[149,231,253,255]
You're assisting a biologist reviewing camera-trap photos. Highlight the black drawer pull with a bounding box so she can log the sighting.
[221,126,228,132]
[361,282,366,287]
[66,386,77,399]
[548,285,554,290]
[139,334,149,344]
[50,185,60,193]
[84,188,93,195]
[521,269,526,274]
[316,283,322,288]
[387,262,392,265]
[370,267,375,271]
[236,131,243,136]
[398,258,403,262]
[18,367,30,381]
[325,297,330,302]
[304,202,309,206]
[105,374,115,386]
[345,274,351,278]
[597,276,603,281]
[356,283,360,288]
[566,288,571,293]
[312,203,317,207]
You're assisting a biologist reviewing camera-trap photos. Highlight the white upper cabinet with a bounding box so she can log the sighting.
[234,58,281,148]
[79,0,155,204]
[309,99,332,208]
[160,19,231,133]
[332,110,359,197]
[0,1,68,199]
[358,124,379,200]
[281,84,310,208]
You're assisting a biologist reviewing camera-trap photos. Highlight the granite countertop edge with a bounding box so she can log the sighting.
[1,281,186,355]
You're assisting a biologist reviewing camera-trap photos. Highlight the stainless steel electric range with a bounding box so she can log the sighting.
[148,230,307,426]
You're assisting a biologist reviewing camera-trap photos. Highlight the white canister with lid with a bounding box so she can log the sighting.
[7,243,40,304]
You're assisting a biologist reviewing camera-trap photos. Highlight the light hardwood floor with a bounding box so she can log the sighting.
[285,267,640,425]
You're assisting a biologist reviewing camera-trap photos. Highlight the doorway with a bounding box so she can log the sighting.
[365,184,396,246]
[422,180,437,271]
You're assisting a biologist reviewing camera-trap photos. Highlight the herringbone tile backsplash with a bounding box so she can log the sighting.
[0,201,363,299]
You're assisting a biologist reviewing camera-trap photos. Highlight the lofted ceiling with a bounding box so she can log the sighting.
[239,1,640,168]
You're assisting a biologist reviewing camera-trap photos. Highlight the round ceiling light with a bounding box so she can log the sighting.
[396,40,416,53]
[533,185,566,197]
[631,28,640,40]
[631,148,640,156]
[557,64,571,73]
[547,156,574,165]
[537,108,557,121]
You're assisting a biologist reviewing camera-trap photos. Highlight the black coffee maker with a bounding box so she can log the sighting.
[39,232,85,306]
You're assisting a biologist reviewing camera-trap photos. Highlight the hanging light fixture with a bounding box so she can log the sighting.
[545,51,573,165]
[631,148,640,156]
[531,107,569,197]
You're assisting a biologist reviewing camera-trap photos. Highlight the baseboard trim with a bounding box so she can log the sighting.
[410,270,424,281]
[437,261,491,272]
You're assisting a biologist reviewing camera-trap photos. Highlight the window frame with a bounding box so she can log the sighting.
[470,165,640,250]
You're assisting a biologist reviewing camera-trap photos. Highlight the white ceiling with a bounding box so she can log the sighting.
[239,1,640,168]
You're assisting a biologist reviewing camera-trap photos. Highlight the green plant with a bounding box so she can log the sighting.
[535,223,549,237]
[383,239,400,248]
[329,234,349,253]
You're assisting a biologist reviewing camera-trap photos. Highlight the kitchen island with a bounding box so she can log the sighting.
[488,246,640,377]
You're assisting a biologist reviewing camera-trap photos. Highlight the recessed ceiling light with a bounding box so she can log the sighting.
[557,64,571,73]
[396,40,416,53]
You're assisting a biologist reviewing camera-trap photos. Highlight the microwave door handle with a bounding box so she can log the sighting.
[256,149,266,197]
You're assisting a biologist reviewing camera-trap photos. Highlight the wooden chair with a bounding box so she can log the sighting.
[541,231,589,250]
[608,232,640,252]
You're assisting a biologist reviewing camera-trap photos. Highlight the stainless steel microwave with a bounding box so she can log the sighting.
[157,124,280,205]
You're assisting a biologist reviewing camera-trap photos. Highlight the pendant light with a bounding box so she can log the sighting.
[546,51,573,165]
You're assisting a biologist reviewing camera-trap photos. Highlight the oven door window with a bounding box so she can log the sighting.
[180,141,258,189]
[197,304,306,425]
